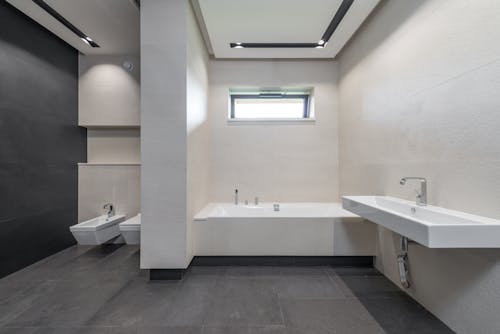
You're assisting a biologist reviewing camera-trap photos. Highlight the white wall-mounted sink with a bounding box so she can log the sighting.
[342,196,500,248]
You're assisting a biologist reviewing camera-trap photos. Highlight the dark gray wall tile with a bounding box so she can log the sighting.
[0,1,86,278]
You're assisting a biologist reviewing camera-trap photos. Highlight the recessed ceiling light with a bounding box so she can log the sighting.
[230,43,245,48]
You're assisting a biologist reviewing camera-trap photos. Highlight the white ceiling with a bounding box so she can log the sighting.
[196,0,380,59]
[6,0,139,55]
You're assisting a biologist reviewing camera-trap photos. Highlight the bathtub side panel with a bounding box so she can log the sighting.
[193,218,335,256]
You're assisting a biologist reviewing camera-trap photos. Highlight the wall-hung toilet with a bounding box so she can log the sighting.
[119,213,141,245]
[70,215,126,245]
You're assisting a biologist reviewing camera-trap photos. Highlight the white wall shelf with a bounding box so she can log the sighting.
[79,125,140,129]
[78,163,141,166]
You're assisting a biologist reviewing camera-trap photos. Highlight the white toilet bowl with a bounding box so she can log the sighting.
[70,215,126,245]
[119,214,141,245]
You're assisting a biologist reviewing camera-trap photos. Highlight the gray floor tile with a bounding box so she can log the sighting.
[0,281,57,325]
[204,278,283,326]
[358,294,455,334]
[86,278,180,327]
[184,267,225,276]
[202,325,287,334]
[31,327,110,334]
[107,327,139,334]
[223,266,282,279]
[273,275,345,300]
[280,298,384,334]
[331,267,382,277]
[161,273,216,327]
[96,246,141,273]
[137,326,201,334]
[5,273,134,327]
[279,267,329,276]
[0,328,37,334]
[0,246,94,283]
[1,246,454,334]
[339,275,401,298]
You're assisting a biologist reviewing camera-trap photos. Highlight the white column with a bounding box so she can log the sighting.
[140,0,189,269]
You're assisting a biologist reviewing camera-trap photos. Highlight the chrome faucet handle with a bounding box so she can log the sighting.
[103,203,115,217]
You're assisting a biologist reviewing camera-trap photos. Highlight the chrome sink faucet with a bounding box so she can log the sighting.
[234,189,239,205]
[400,177,427,206]
[103,203,115,218]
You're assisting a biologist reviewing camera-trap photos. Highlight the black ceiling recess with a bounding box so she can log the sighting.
[230,0,354,49]
[32,0,100,47]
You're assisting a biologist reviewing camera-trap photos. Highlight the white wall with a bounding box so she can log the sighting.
[78,55,141,222]
[208,60,339,203]
[338,0,500,332]
[78,164,140,222]
[79,55,140,126]
[87,129,140,164]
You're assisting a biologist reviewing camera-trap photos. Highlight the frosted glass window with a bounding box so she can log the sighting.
[230,94,310,120]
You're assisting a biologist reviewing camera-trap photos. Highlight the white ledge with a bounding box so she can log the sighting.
[78,163,141,166]
[227,118,315,125]
[79,124,140,129]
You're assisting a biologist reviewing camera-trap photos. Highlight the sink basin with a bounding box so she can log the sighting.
[342,196,500,248]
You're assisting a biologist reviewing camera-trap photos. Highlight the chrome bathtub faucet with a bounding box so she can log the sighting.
[103,203,115,218]
[400,177,427,206]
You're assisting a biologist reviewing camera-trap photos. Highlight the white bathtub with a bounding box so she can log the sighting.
[193,202,377,256]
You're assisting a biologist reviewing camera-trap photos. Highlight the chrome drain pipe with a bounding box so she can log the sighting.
[397,236,411,289]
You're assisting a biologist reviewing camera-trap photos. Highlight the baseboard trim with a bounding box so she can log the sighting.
[190,256,374,267]
[149,269,185,280]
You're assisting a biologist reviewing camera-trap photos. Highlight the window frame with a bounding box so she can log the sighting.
[229,93,311,120]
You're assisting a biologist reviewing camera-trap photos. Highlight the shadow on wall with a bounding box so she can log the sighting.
[382,228,500,332]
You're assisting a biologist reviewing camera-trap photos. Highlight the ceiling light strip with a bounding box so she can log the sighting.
[230,43,319,48]
[32,0,100,47]
[229,0,354,49]
[320,0,354,44]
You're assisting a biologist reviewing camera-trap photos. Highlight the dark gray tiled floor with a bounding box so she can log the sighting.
[0,245,454,334]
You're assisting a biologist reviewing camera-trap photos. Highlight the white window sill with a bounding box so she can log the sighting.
[227,118,315,125]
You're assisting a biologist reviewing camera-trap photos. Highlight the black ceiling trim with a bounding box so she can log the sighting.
[230,43,320,48]
[320,0,354,44]
[32,0,100,48]
[230,0,354,49]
